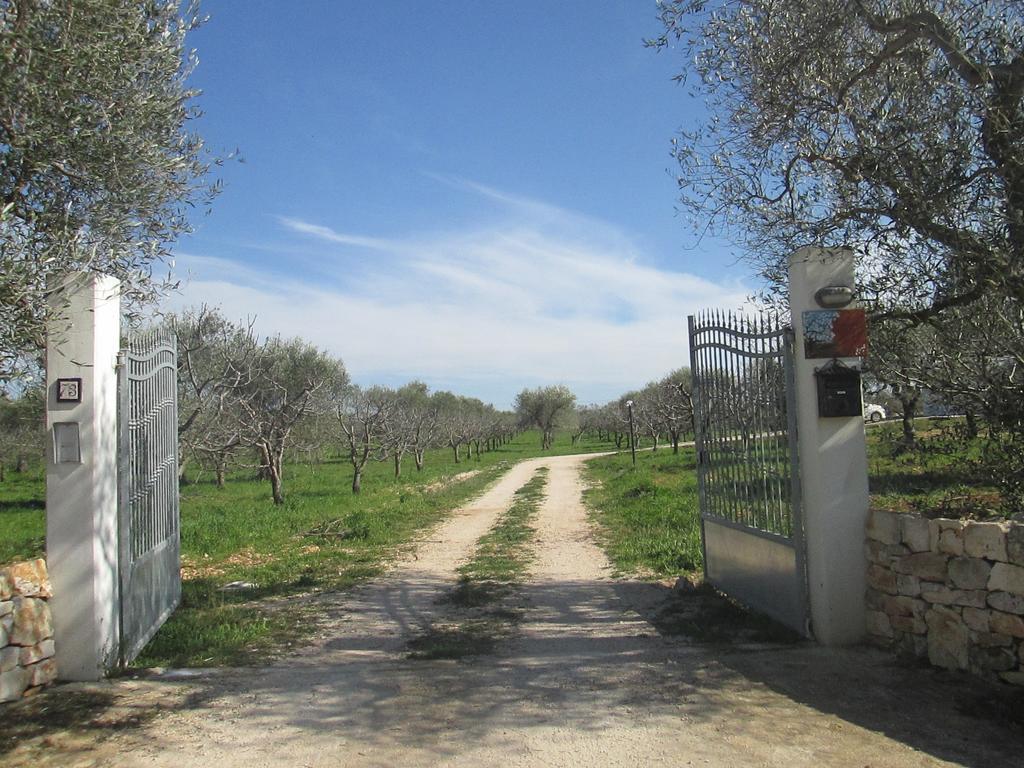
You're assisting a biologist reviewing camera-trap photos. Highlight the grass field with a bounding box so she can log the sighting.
[0,431,615,666]
[582,446,703,578]
[866,417,1003,519]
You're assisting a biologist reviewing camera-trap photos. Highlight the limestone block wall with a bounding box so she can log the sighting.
[865,510,1024,685]
[0,559,57,702]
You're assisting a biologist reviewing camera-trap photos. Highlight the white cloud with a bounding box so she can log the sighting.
[168,187,753,407]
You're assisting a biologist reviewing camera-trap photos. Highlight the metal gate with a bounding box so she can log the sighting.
[117,329,181,664]
[688,311,809,636]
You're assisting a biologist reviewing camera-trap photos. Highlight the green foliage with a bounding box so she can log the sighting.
[583,448,703,577]
[1,0,217,379]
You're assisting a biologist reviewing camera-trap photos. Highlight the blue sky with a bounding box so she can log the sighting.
[169,1,754,408]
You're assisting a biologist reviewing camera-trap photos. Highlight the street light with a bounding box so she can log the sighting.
[625,399,636,468]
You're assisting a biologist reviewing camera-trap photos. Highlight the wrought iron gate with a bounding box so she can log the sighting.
[688,311,809,636]
[117,330,180,664]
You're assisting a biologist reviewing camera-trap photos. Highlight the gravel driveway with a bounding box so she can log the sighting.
[8,453,1023,767]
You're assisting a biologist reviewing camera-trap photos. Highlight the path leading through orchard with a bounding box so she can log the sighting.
[15,454,1024,767]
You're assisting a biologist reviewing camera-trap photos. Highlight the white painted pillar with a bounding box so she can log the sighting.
[788,247,870,645]
[45,273,122,680]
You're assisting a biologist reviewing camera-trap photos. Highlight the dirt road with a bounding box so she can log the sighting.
[10,454,1024,767]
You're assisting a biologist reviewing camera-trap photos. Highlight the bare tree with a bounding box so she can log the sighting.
[229,336,345,504]
[335,385,392,494]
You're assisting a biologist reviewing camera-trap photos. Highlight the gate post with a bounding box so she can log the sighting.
[45,273,122,680]
[788,247,870,645]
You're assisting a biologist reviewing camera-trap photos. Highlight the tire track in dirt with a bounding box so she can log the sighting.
[15,453,1024,768]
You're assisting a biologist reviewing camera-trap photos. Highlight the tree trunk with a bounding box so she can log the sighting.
[415,450,425,471]
[269,452,285,505]
[0,463,5,482]
[964,409,979,439]
[671,432,680,454]
[453,444,460,463]
[216,464,226,488]
[15,454,28,473]
[394,452,402,478]
[352,467,363,494]
[900,392,919,448]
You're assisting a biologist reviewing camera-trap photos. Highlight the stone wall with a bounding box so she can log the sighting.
[0,559,57,702]
[865,510,1024,685]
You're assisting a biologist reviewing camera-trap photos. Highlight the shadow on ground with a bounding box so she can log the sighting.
[9,577,1024,767]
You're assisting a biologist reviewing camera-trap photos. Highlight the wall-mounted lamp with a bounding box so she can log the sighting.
[814,285,856,309]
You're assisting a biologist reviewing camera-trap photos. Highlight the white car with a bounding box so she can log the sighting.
[864,403,886,423]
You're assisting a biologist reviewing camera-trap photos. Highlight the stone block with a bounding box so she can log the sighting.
[970,645,1017,672]
[5,559,52,598]
[891,615,927,635]
[867,565,897,595]
[989,611,1024,639]
[865,587,885,611]
[989,563,1024,596]
[930,519,965,555]
[963,607,991,633]
[19,638,55,666]
[10,598,53,646]
[971,631,1012,648]
[0,667,28,703]
[1007,524,1024,566]
[988,591,1024,615]
[26,658,57,688]
[999,671,1024,686]
[0,600,12,617]
[867,610,893,638]
[920,583,987,608]
[949,557,992,590]
[893,632,928,658]
[0,646,18,673]
[963,522,1008,562]
[1,613,12,637]
[900,515,931,553]
[896,574,922,597]
[0,573,10,601]
[893,552,950,582]
[865,540,909,566]
[867,509,901,545]
[883,595,921,617]
[926,606,969,670]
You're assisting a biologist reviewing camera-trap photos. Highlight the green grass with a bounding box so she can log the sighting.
[583,447,703,578]
[0,430,611,667]
[408,468,547,660]
[866,417,1003,518]
[0,463,45,565]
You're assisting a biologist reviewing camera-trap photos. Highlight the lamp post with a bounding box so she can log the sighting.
[625,399,636,468]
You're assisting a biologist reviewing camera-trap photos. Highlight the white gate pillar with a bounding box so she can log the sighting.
[45,273,122,680]
[788,247,870,645]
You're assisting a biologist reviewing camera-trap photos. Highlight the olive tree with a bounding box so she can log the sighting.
[230,336,346,504]
[335,385,392,494]
[515,385,577,450]
[653,1,1024,316]
[1,0,217,381]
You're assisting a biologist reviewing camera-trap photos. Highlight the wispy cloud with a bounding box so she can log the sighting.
[170,182,752,406]
[278,216,398,251]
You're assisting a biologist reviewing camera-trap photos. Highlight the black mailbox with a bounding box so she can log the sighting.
[815,359,863,418]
